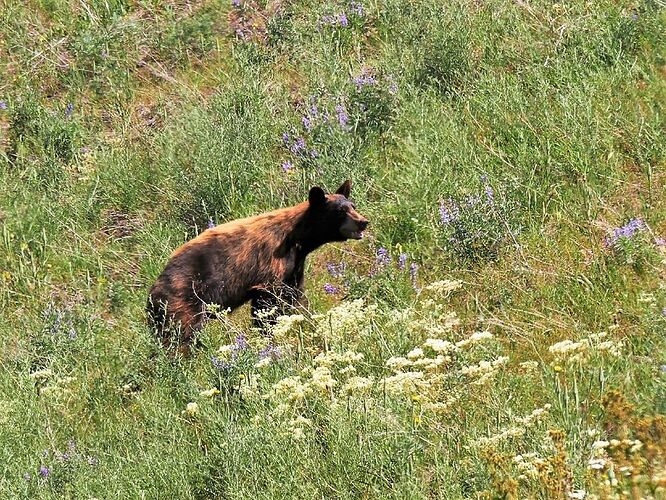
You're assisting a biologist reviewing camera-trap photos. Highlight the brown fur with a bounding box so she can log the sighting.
[147,181,368,350]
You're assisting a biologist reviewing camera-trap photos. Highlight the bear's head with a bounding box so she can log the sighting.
[307,180,369,243]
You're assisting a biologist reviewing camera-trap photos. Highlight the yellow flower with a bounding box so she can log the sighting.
[553,365,563,372]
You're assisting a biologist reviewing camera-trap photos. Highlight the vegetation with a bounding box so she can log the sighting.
[1,0,664,497]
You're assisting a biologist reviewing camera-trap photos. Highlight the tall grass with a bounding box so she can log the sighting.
[1,0,664,497]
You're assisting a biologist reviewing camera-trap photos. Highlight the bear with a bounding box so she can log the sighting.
[147,180,369,350]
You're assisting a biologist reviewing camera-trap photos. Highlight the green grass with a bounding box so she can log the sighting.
[1,0,665,497]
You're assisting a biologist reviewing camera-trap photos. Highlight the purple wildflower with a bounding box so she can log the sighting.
[0,101,7,110]
[339,12,349,27]
[353,69,378,89]
[39,466,49,478]
[350,1,364,16]
[327,262,346,278]
[466,194,481,206]
[232,0,241,7]
[376,247,391,267]
[605,218,645,248]
[309,103,319,117]
[484,184,494,204]
[291,137,306,154]
[65,103,74,118]
[321,14,336,25]
[302,115,313,131]
[207,217,216,229]
[386,74,398,95]
[409,262,419,289]
[439,200,459,224]
[309,149,318,158]
[655,238,665,247]
[398,253,408,270]
[335,104,349,127]
[259,343,282,360]
[323,283,339,295]
[282,131,290,145]
[234,334,249,351]
[282,160,294,173]
[211,355,231,372]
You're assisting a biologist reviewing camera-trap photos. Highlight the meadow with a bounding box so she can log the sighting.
[0,0,665,498]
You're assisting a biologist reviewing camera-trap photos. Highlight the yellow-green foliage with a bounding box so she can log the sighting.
[0,0,665,498]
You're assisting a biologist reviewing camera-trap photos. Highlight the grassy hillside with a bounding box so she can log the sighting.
[1,0,665,497]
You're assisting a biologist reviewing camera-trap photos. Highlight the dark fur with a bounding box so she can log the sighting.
[147,181,368,350]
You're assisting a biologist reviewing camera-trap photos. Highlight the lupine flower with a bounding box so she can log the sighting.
[350,1,364,16]
[259,343,282,360]
[290,137,306,154]
[234,334,249,351]
[320,14,336,25]
[335,104,349,127]
[282,160,294,173]
[211,355,231,372]
[484,184,494,204]
[207,217,216,229]
[605,218,645,248]
[309,104,319,117]
[398,253,408,270]
[409,262,418,288]
[232,0,240,6]
[65,103,74,118]
[353,69,377,89]
[655,238,665,247]
[466,194,481,206]
[327,262,346,278]
[39,466,49,478]
[0,101,7,110]
[439,200,459,224]
[302,115,313,131]
[282,132,290,145]
[339,12,349,27]
[376,247,391,267]
[323,283,339,295]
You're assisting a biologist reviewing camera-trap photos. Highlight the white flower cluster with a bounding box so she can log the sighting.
[460,356,509,385]
[423,280,463,295]
[548,331,622,365]
[588,438,644,471]
[271,314,306,339]
[476,404,552,447]
[315,299,376,341]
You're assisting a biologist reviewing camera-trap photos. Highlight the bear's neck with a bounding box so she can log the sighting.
[272,202,330,255]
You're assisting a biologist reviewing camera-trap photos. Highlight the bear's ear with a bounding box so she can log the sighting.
[308,186,327,208]
[335,180,352,198]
